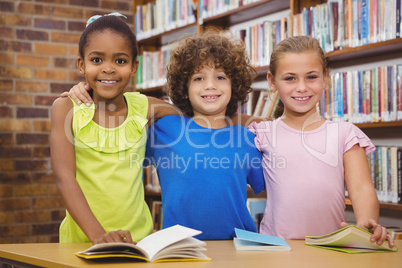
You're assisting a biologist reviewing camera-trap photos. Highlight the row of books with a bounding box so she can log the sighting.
[240,90,279,118]
[135,46,171,90]
[199,0,262,23]
[136,15,289,91]
[293,0,402,53]
[367,146,402,204]
[320,64,402,123]
[135,0,196,40]
[234,17,288,67]
[388,227,402,239]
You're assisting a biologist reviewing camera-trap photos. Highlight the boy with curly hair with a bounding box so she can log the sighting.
[64,29,265,240]
[145,29,265,240]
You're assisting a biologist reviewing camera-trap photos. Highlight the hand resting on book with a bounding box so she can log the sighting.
[340,219,395,248]
[93,229,135,245]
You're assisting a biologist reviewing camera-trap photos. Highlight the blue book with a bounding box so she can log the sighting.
[397,0,401,38]
[233,228,291,251]
[358,71,363,117]
[361,0,369,45]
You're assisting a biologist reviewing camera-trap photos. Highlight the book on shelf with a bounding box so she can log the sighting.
[233,228,291,251]
[305,225,398,253]
[388,227,402,240]
[135,55,143,90]
[251,90,279,118]
[135,0,196,40]
[246,198,266,226]
[253,90,269,117]
[233,16,288,68]
[294,0,401,52]
[367,146,402,204]
[76,225,211,263]
[399,147,402,204]
[138,45,171,91]
[152,200,163,231]
[322,64,402,123]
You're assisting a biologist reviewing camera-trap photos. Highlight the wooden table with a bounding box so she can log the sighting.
[0,240,401,268]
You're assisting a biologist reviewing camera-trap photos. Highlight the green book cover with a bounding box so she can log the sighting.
[136,55,143,90]
[305,225,398,253]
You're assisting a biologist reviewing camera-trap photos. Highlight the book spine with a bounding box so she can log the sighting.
[390,147,398,203]
[398,148,402,204]
[382,147,389,202]
[392,65,398,121]
[397,0,402,38]
[371,0,378,43]
[387,66,393,121]
[378,147,383,201]
[361,0,369,45]
[378,66,383,121]
[398,64,402,120]
[371,68,379,122]
[343,72,348,121]
[338,0,345,49]
[366,69,372,122]
[332,2,340,50]
[352,0,359,47]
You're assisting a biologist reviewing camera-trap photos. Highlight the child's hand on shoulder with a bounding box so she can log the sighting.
[341,220,395,248]
[93,229,135,245]
[60,82,92,107]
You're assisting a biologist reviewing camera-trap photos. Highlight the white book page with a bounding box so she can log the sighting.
[136,225,201,260]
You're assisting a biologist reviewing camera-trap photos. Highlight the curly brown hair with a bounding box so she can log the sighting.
[166,28,256,117]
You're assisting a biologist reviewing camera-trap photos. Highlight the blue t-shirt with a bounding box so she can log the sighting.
[145,115,265,240]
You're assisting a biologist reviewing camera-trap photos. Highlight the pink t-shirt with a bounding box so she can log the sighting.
[248,118,375,239]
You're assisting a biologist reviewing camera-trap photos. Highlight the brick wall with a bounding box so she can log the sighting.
[0,0,134,243]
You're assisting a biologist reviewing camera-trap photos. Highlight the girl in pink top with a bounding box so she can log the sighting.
[248,35,395,247]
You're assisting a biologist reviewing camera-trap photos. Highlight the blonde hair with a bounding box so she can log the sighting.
[268,36,329,118]
[269,35,329,77]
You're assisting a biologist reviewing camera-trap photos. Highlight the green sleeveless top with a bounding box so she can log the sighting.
[59,92,153,243]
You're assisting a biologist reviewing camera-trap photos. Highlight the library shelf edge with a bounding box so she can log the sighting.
[137,23,198,47]
[201,0,290,28]
[345,198,402,212]
[354,121,402,129]
[326,39,402,64]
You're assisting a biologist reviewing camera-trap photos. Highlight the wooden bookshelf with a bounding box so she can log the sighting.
[346,198,402,212]
[137,23,197,47]
[326,39,402,64]
[136,85,166,98]
[355,121,402,129]
[201,0,289,28]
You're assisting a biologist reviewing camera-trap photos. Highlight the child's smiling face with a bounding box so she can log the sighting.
[77,29,136,101]
[268,50,327,118]
[187,64,232,120]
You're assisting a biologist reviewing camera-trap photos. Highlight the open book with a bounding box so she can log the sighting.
[76,225,211,262]
[305,225,398,253]
[233,228,291,251]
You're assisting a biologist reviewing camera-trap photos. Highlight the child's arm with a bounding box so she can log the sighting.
[229,112,271,127]
[147,96,180,124]
[60,83,180,122]
[343,144,395,247]
[50,98,133,244]
[60,82,92,106]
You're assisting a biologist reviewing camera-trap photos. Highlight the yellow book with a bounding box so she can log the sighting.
[305,225,398,253]
[76,225,211,262]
